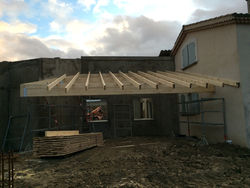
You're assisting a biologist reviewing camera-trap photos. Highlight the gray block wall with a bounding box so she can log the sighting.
[0,56,178,151]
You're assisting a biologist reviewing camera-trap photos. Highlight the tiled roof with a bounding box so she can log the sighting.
[171,13,250,56]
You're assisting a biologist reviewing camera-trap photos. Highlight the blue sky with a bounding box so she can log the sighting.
[0,0,247,61]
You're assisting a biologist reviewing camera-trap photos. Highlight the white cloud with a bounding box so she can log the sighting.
[77,0,97,11]
[49,21,62,32]
[189,0,247,23]
[0,32,86,62]
[0,0,29,19]
[66,20,90,34]
[113,0,196,23]
[0,20,37,34]
[93,0,110,13]
[91,16,181,55]
[46,0,73,20]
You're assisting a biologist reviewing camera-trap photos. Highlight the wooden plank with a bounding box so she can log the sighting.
[47,74,66,91]
[33,132,103,157]
[138,71,175,88]
[177,71,239,87]
[149,71,192,88]
[109,71,124,90]
[45,130,79,137]
[65,72,80,93]
[85,72,91,90]
[99,71,106,90]
[129,71,158,89]
[119,71,141,89]
[162,70,208,88]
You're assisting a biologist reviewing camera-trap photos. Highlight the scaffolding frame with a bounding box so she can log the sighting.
[178,98,227,144]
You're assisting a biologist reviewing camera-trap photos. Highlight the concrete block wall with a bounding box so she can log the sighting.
[0,56,178,151]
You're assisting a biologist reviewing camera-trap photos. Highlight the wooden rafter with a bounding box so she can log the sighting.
[119,71,141,89]
[138,71,175,88]
[99,71,106,90]
[109,71,124,90]
[177,71,239,88]
[47,74,66,91]
[172,71,223,87]
[65,72,80,93]
[149,71,192,88]
[21,69,240,97]
[129,71,158,89]
[160,71,208,88]
[85,72,91,90]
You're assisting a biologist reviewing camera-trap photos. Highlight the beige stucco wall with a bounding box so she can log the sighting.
[175,24,247,146]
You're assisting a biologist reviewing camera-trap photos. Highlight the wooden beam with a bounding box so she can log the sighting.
[129,71,158,89]
[160,71,208,88]
[109,71,124,90]
[175,71,224,87]
[65,72,80,93]
[85,72,91,90]
[148,71,192,88]
[47,74,66,91]
[21,84,215,97]
[99,71,106,90]
[45,130,79,137]
[177,71,239,88]
[138,71,175,88]
[119,71,141,89]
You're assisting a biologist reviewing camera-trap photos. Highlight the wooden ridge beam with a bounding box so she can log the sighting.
[149,71,192,88]
[109,71,124,90]
[99,71,106,90]
[138,71,175,88]
[129,71,158,89]
[160,70,208,88]
[65,72,80,93]
[85,72,91,90]
[119,71,141,89]
[177,71,239,88]
[47,74,66,91]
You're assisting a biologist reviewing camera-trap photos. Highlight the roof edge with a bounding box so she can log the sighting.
[171,13,250,56]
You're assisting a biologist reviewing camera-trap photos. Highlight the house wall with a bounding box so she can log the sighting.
[236,24,250,148]
[175,24,247,146]
[0,56,178,151]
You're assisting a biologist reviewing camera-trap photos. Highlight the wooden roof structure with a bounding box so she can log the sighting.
[20,70,240,97]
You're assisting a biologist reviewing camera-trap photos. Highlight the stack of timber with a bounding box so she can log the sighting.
[33,131,103,157]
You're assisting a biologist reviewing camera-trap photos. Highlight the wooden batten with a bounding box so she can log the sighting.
[129,71,158,89]
[85,72,91,90]
[47,74,66,91]
[149,71,192,88]
[99,71,106,90]
[138,71,175,88]
[65,72,80,93]
[119,71,142,89]
[109,71,124,90]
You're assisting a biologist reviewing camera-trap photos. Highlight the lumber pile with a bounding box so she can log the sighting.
[33,132,103,157]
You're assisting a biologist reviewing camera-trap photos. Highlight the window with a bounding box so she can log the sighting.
[86,99,108,122]
[182,40,197,69]
[134,98,153,120]
[180,93,200,116]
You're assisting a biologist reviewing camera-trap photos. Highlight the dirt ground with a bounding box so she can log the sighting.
[14,137,250,188]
